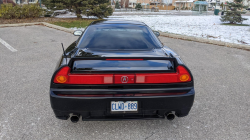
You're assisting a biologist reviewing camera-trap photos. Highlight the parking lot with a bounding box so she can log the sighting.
[0,25,249,139]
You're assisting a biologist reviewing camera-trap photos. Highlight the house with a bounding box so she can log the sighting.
[136,0,150,8]
[114,0,173,8]
[172,0,197,9]
[206,0,216,7]
[128,0,137,8]
[172,0,237,10]
[114,0,135,8]
[206,0,233,8]
[13,0,38,5]
[1,0,16,6]
[112,0,175,9]
[243,0,250,7]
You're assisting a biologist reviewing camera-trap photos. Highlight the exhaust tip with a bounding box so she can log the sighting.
[70,114,80,123]
[166,113,175,121]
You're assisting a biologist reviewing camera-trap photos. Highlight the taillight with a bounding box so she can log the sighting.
[135,66,191,83]
[53,65,191,84]
[53,66,113,84]
[176,65,192,82]
[56,76,67,83]
[53,66,70,84]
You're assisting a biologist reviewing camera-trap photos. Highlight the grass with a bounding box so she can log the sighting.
[50,19,96,28]
[221,23,249,26]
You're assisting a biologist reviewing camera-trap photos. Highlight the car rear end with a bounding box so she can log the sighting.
[50,57,195,122]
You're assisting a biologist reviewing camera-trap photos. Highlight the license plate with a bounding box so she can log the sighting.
[111,101,138,112]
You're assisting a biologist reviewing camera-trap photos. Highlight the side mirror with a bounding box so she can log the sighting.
[73,30,82,36]
[153,31,160,37]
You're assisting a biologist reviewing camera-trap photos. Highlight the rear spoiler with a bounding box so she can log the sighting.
[67,57,179,73]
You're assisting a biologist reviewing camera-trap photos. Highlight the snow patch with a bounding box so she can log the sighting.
[108,15,250,45]
[70,27,85,31]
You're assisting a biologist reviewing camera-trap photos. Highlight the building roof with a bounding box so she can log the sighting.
[175,1,194,3]
[194,1,208,5]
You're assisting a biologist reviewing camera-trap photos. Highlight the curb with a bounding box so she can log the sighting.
[0,22,74,34]
[1,22,249,51]
[42,22,74,34]
[160,32,250,51]
[0,22,44,27]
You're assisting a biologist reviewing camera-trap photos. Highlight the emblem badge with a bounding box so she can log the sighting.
[121,76,128,83]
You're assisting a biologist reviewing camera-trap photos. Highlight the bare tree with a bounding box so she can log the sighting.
[120,0,126,8]
[125,0,129,8]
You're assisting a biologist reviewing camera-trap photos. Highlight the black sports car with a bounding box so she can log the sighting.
[50,20,195,122]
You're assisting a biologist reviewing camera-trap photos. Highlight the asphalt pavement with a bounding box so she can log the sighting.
[0,25,249,139]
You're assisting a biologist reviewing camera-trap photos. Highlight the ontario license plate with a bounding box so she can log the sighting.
[111,101,138,112]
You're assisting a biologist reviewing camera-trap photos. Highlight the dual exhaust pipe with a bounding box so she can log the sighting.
[70,112,175,122]
[165,112,175,121]
[70,114,80,123]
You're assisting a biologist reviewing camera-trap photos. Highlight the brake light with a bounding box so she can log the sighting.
[53,66,191,84]
[68,74,113,84]
[135,66,191,83]
[136,73,178,83]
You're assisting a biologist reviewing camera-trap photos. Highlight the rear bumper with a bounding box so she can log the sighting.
[50,88,195,121]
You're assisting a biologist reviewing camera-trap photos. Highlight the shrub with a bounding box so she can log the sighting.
[115,1,120,9]
[43,0,113,19]
[44,9,53,17]
[135,3,142,10]
[0,4,44,19]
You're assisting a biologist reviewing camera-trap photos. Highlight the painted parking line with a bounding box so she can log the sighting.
[0,37,17,52]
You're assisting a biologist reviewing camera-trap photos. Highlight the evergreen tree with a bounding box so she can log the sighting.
[220,2,224,9]
[115,1,120,9]
[42,0,113,19]
[0,0,2,9]
[220,0,247,24]
[135,3,142,10]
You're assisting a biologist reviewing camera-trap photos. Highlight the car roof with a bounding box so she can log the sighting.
[90,20,146,26]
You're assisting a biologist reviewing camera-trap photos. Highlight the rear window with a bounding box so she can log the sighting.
[78,24,162,50]
[73,60,173,71]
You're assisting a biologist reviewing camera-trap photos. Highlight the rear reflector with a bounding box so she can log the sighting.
[53,65,191,84]
[57,92,187,97]
[68,74,113,84]
[136,73,178,83]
